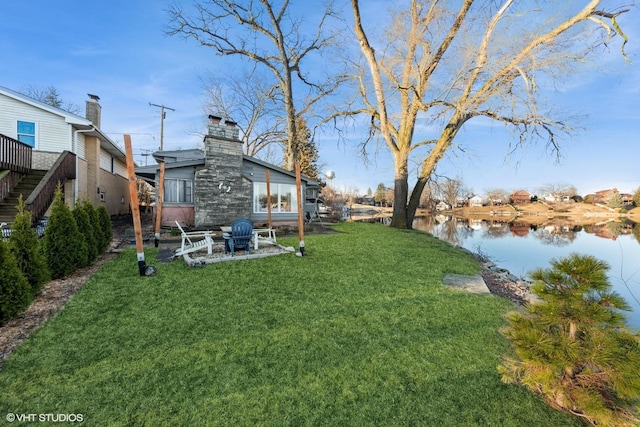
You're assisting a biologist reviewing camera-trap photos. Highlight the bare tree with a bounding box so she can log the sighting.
[485,188,510,206]
[201,68,286,159]
[437,178,469,208]
[22,85,81,115]
[167,0,346,170]
[537,183,578,202]
[348,0,630,228]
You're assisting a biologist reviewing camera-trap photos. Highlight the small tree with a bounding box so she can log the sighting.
[9,195,49,296]
[80,200,101,259]
[374,183,386,206]
[606,193,624,209]
[0,239,31,324]
[96,205,112,252]
[73,204,97,266]
[633,187,640,207]
[42,184,86,279]
[499,253,640,426]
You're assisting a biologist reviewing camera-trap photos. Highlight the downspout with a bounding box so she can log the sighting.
[73,127,95,206]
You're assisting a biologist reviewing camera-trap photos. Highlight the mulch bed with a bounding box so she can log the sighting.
[0,244,125,370]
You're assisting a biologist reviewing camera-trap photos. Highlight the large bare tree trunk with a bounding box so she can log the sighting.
[347,0,629,229]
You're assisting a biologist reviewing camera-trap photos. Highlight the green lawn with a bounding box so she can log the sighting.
[0,222,580,426]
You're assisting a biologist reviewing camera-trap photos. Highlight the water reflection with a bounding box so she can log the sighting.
[418,216,638,246]
[413,216,640,329]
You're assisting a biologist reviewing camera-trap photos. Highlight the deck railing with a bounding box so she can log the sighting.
[0,133,32,173]
[25,150,76,224]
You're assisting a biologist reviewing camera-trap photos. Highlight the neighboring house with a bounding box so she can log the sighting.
[0,86,130,222]
[468,195,483,207]
[590,188,634,206]
[509,190,531,205]
[435,201,450,211]
[136,116,319,228]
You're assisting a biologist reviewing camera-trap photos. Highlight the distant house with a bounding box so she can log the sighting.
[468,195,483,207]
[0,86,129,224]
[509,190,531,205]
[135,116,319,228]
[590,188,634,206]
[435,201,450,211]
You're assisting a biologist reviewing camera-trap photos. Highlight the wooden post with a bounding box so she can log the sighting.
[265,170,272,229]
[124,134,147,276]
[154,161,165,247]
[295,162,305,256]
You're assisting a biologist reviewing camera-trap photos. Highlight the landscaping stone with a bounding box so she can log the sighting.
[443,274,491,294]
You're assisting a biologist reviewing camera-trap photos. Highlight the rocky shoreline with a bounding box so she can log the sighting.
[474,254,534,306]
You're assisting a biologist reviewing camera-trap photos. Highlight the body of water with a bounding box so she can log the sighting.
[412,216,640,330]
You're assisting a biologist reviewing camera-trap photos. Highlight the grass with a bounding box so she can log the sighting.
[0,222,581,426]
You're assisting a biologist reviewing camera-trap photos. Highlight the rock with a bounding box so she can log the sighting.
[443,274,491,294]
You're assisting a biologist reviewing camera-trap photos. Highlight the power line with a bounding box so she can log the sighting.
[149,103,175,150]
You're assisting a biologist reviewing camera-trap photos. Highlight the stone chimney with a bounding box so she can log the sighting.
[86,94,101,129]
[206,116,239,141]
[194,117,249,227]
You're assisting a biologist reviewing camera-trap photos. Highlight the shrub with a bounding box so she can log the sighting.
[73,203,98,265]
[42,184,87,279]
[9,195,49,296]
[0,239,31,325]
[498,253,640,426]
[96,205,112,252]
[80,201,101,258]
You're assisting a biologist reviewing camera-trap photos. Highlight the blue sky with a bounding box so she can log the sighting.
[1,1,638,196]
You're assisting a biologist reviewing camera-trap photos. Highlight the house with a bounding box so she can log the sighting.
[468,195,483,207]
[589,188,634,206]
[0,86,129,224]
[509,190,531,205]
[135,116,320,228]
[435,201,450,211]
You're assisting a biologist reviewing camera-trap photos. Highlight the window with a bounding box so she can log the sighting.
[253,182,298,213]
[17,121,36,147]
[164,179,193,203]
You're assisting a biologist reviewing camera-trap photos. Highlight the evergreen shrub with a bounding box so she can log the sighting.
[96,205,112,252]
[42,184,87,279]
[0,239,31,324]
[73,204,97,265]
[80,201,101,258]
[498,253,640,426]
[9,195,49,296]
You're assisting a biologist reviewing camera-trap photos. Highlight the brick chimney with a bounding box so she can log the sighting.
[86,94,101,129]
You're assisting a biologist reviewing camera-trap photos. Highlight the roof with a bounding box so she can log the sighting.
[0,85,126,162]
[139,148,318,186]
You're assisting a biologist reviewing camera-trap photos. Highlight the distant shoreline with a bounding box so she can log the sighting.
[346,202,638,225]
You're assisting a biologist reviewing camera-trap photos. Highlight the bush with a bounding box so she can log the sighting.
[73,203,98,266]
[498,253,640,426]
[96,205,112,252]
[0,239,31,325]
[42,184,87,279]
[80,201,101,258]
[9,195,49,296]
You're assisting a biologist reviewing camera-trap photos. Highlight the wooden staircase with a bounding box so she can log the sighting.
[0,170,47,224]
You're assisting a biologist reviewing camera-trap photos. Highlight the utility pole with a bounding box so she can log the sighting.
[149,103,175,150]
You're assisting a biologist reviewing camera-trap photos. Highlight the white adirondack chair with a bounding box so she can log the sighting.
[174,221,215,257]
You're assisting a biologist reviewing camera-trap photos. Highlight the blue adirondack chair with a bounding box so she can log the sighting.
[223,218,253,256]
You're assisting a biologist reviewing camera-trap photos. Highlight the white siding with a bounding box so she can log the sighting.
[73,132,87,160]
[0,93,72,152]
[114,159,127,178]
[100,149,112,172]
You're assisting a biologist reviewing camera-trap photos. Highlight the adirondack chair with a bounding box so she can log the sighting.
[174,221,215,257]
[223,218,253,256]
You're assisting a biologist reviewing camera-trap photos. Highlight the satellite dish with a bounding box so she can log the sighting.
[325,170,335,180]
